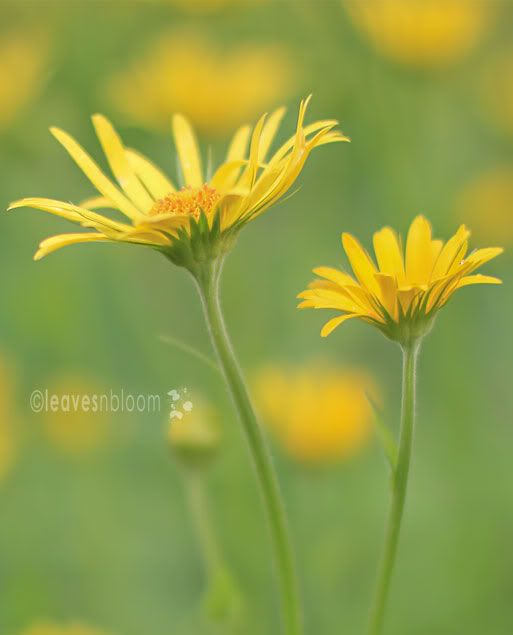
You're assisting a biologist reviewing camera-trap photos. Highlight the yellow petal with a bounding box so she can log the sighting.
[312,266,356,287]
[50,126,144,222]
[9,197,81,222]
[258,106,286,163]
[397,286,424,314]
[268,118,340,167]
[210,160,247,191]
[35,232,110,260]
[405,215,433,285]
[298,288,362,313]
[237,113,267,190]
[342,233,380,295]
[431,224,470,279]
[374,273,398,320]
[126,148,175,199]
[80,196,113,210]
[172,113,203,187]
[8,197,131,235]
[457,274,502,288]
[321,313,360,337]
[372,226,405,282]
[226,124,251,162]
[92,114,154,212]
[463,247,504,269]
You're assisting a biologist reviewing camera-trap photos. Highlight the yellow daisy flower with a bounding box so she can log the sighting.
[344,0,494,69]
[105,32,296,135]
[9,96,347,271]
[299,215,502,345]
[254,363,376,465]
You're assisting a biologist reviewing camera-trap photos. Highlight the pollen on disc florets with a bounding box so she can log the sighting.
[150,184,221,219]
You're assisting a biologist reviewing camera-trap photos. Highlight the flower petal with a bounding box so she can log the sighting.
[431,224,470,279]
[126,148,176,199]
[226,124,251,162]
[321,313,360,337]
[342,233,380,295]
[405,215,433,285]
[312,266,356,287]
[92,114,154,212]
[50,126,144,222]
[258,106,286,163]
[373,226,405,282]
[35,232,111,260]
[457,274,502,288]
[172,113,203,187]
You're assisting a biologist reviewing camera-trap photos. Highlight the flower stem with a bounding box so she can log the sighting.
[185,469,223,578]
[368,341,420,635]
[194,259,303,635]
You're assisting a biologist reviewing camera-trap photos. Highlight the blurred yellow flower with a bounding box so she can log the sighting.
[10,97,346,267]
[344,0,493,69]
[0,30,49,130]
[0,357,18,482]
[299,216,503,344]
[20,622,111,635]
[105,32,297,135]
[456,167,513,246]
[253,363,376,464]
[41,376,110,457]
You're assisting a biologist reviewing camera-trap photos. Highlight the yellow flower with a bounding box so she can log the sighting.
[253,363,376,464]
[299,215,503,344]
[9,97,347,269]
[456,167,513,246]
[344,0,493,69]
[105,33,296,135]
[42,376,110,457]
[0,30,49,130]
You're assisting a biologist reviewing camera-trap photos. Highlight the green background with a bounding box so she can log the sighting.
[0,1,511,634]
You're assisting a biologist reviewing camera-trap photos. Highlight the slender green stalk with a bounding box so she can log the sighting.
[194,258,303,635]
[368,341,420,635]
[185,470,223,577]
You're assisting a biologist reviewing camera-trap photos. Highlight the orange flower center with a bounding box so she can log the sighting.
[150,184,220,219]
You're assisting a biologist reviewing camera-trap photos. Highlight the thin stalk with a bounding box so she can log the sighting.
[185,470,223,577]
[368,341,420,635]
[194,258,303,635]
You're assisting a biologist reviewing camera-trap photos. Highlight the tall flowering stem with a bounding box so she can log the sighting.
[194,257,303,635]
[368,340,419,635]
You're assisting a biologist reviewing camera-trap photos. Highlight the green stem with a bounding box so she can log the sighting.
[185,470,223,578]
[194,258,303,635]
[368,341,420,635]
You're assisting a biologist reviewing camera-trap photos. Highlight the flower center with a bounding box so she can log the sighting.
[150,184,220,218]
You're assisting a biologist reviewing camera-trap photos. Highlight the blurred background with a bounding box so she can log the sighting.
[0,1,512,634]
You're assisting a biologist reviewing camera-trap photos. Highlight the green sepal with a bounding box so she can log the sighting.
[158,209,240,273]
